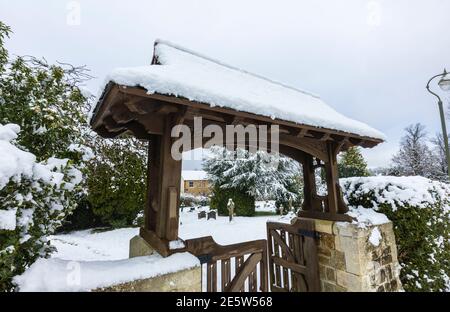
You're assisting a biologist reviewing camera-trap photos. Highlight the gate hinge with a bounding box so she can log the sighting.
[298,229,320,240]
[197,253,212,264]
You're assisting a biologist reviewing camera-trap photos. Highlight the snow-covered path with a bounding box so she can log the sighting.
[50,210,290,262]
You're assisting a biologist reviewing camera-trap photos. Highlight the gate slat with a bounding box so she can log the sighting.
[211,261,217,292]
[266,226,275,292]
[280,230,290,291]
[221,260,226,291]
[273,232,282,288]
[288,233,298,292]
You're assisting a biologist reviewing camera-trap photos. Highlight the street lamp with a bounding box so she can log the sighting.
[426,69,450,181]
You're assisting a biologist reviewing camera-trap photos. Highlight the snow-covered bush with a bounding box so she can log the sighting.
[0,124,82,291]
[341,176,450,292]
[180,194,210,208]
[204,146,302,216]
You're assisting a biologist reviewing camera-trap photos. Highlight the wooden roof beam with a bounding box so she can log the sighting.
[320,133,332,141]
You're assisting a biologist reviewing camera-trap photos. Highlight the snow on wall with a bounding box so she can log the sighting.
[14,253,200,292]
[346,206,390,228]
[100,40,385,140]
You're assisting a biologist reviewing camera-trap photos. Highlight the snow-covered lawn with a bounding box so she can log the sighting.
[15,209,290,291]
[49,209,287,262]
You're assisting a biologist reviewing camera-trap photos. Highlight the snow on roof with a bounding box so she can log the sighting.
[14,253,200,292]
[182,170,208,181]
[103,39,385,140]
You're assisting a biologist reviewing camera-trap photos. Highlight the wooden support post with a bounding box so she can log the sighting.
[299,145,351,221]
[302,154,320,212]
[144,114,182,250]
[324,142,348,214]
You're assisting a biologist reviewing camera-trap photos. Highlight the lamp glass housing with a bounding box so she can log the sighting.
[439,75,450,91]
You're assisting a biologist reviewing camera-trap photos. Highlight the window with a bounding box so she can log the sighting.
[189,181,194,188]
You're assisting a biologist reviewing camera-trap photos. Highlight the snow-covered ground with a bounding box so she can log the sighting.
[15,209,291,291]
[49,209,286,262]
[255,200,277,213]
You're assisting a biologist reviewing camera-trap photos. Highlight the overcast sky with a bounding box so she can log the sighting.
[1,0,450,169]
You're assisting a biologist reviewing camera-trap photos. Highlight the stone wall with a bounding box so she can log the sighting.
[314,219,402,292]
[95,266,201,292]
[93,235,202,292]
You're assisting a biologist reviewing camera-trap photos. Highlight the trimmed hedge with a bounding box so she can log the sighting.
[341,176,450,292]
[210,186,255,217]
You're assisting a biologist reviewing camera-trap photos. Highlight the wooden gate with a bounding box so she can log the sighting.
[185,236,268,292]
[266,219,320,292]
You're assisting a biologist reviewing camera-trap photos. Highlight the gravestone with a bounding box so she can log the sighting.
[207,210,216,220]
[197,211,206,219]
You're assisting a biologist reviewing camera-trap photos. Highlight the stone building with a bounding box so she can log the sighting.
[181,170,211,196]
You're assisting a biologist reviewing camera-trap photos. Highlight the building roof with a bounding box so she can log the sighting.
[182,170,208,181]
[99,39,384,141]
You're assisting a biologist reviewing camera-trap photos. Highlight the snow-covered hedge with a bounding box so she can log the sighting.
[180,193,210,208]
[0,124,82,291]
[341,176,450,292]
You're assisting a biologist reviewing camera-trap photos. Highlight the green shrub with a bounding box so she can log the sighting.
[85,137,147,228]
[58,195,103,232]
[341,176,450,292]
[210,186,255,217]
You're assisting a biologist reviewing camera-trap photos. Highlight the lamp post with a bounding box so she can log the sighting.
[426,69,450,181]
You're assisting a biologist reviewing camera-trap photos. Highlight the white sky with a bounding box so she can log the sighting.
[1,0,450,168]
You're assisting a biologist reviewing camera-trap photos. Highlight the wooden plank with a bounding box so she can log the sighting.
[249,268,257,292]
[185,236,266,260]
[226,260,231,290]
[226,253,262,292]
[302,221,321,292]
[270,285,288,292]
[206,263,212,292]
[167,187,178,240]
[139,227,170,257]
[273,231,282,289]
[266,225,275,292]
[302,154,321,212]
[293,232,307,292]
[325,142,338,215]
[280,230,290,291]
[272,256,307,275]
[260,245,268,292]
[211,261,217,292]
[288,233,298,292]
[235,256,244,292]
[221,260,226,291]
[221,259,231,291]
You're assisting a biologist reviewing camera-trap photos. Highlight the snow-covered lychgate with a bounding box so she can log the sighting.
[90,40,385,292]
